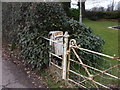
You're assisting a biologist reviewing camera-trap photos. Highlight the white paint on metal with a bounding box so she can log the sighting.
[50,62,62,70]
[79,0,82,24]
[62,32,69,80]
[71,46,118,60]
[50,52,62,60]
[49,31,63,56]
[67,39,119,88]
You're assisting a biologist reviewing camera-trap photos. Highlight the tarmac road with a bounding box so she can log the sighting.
[2,58,35,88]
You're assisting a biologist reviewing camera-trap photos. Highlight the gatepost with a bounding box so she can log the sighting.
[62,32,69,80]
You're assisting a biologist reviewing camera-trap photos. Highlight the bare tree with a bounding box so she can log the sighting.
[107,4,111,11]
[111,0,115,11]
[91,7,98,11]
[97,7,105,11]
[117,1,120,10]
[107,0,115,11]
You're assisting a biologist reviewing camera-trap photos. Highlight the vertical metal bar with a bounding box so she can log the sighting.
[0,2,2,90]
[62,32,69,80]
[49,35,52,66]
[66,44,71,83]
[79,0,82,24]
[71,48,91,76]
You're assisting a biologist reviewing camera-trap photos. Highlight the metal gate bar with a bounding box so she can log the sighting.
[67,39,119,89]
[41,33,119,88]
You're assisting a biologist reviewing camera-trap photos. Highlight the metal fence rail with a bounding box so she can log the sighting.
[71,46,120,61]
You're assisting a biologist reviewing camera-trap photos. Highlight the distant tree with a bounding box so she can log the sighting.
[107,0,115,11]
[117,1,120,10]
[107,4,111,11]
[111,0,115,11]
[91,7,105,11]
[98,7,105,11]
[91,7,98,11]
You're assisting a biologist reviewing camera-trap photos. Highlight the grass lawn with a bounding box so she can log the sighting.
[82,19,119,87]
[83,19,118,56]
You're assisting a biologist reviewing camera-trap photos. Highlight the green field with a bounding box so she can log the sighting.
[83,19,118,56]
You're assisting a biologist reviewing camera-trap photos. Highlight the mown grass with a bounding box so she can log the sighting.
[83,18,118,56]
[82,18,119,87]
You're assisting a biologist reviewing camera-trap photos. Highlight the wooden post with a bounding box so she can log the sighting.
[62,32,69,80]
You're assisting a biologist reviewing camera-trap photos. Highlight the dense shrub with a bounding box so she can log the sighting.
[3,2,104,69]
[68,9,80,21]
[63,19,104,65]
[68,9,87,21]
[16,2,68,69]
[62,2,71,16]
[2,3,21,43]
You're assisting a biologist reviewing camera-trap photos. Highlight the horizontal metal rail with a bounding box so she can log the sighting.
[71,46,120,61]
[54,35,63,38]
[68,78,87,89]
[69,70,110,89]
[50,52,63,60]
[50,52,63,70]
[50,62,62,70]
[41,36,63,46]
[70,59,119,79]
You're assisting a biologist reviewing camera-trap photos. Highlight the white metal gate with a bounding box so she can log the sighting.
[42,31,120,89]
[66,39,120,89]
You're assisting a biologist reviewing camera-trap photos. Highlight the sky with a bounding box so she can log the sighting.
[71,0,120,10]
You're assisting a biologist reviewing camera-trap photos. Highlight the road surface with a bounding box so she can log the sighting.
[2,58,36,88]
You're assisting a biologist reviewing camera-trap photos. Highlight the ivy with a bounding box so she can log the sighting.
[3,2,104,69]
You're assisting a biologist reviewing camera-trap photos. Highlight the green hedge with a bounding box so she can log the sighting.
[85,11,120,20]
[104,11,120,19]
[3,2,104,69]
[17,2,67,69]
[67,8,120,21]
